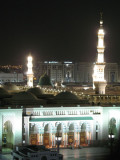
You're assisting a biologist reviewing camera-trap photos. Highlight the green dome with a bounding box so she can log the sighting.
[39,73,51,86]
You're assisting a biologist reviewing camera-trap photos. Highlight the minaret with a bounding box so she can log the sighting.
[27,55,33,87]
[93,14,107,94]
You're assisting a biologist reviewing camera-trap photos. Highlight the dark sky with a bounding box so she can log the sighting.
[0,0,120,65]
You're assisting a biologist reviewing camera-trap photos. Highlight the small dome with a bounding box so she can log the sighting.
[27,87,43,97]
[55,91,78,100]
[0,87,9,95]
[3,83,19,91]
[0,87,10,98]
[10,91,46,105]
[12,91,38,101]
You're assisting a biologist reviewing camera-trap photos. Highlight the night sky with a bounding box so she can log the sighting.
[0,0,120,65]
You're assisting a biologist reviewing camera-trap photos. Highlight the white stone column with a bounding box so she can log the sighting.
[24,117,30,145]
[78,132,80,146]
[41,134,43,145]
[51,133,54,147]
[0,113,2,152]
[91,120,96,144]
[13,110,22,148]
[98,119,102,140]
[52,134,54,146]
[64,132,67,146]
[49,133,52,147]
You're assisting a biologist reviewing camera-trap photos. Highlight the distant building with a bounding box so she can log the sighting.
[35,61,75,85]
[35,61,119,85]
[0,72,23,84]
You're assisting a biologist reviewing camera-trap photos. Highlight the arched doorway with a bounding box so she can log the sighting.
[30,124,39,145]
[43,124,50,148]
[80,123,87,146]
[2,121,13,149]
[56,123,63,146]
[57,123,62,135]
[68,123,74,146]
[109,118,117,137]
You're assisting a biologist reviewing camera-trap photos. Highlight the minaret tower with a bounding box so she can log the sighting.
[27,55,33,87]
[93,13,107,94]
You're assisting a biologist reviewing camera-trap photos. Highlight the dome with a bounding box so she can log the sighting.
[0,87,10,98]
[3,83,19,91]
[12,91,38,101]
[10,91,46,105]
[55,91,78,100]
[53,91,86,104]
[27,87,43,97]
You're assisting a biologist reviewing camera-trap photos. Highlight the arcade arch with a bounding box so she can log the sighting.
[109,117,117,137]
[29,121,92,148]
[2,120,13,149]
[80,123,87,145]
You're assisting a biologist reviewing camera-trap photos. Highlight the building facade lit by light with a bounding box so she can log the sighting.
[0,106,120,150]
[27,55,33,87]
[93,16,107,94]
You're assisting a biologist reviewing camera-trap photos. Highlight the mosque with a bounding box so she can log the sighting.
[0,17,120,153]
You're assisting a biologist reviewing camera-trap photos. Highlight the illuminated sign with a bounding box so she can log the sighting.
[64,61,72,64]
[44,61,58,64]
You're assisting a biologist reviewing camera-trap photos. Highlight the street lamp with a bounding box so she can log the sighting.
[55,134,62,153]
[108,132,115,155]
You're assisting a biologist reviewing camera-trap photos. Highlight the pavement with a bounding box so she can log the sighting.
[0,147,111,160]
[60,147,110,160]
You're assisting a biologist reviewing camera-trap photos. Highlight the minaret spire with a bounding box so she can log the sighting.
[100,12,103,27]
[27,54,34,87]
[93,13,107,94]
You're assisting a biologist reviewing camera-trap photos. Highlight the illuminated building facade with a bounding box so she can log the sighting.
[35,61,75,84]
[35,62,120,85]
[0,73,23,84]
[0,65,23,84]
[0,105,120,151]
[93,16,107,94]
[27,55,33,87]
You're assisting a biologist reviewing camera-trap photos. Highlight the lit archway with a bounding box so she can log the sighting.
[2,120,13,149]
[43,124,51,147]
[68,123,74,146]
[80,123,87,145]
[30,124,39,145]
[57,123,63,133]
[109,118,117,137]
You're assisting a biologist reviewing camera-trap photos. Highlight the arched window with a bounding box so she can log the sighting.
[81,123,86,132]
[3,120,13,149]
[109,118,117,136]
[57,123,62,133]
[69,124,74,131]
